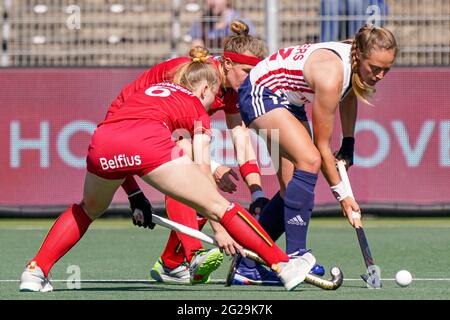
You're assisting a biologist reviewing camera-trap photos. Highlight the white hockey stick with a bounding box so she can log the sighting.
[151,213,343,290]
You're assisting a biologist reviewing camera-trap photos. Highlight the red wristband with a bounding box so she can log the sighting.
[239,160,260,179]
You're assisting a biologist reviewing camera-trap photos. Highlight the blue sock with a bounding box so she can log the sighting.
[258,191,285,242]
[284,169,318,255]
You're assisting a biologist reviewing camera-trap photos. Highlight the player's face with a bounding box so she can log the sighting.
[197,81,220,111]
[226,63,253,92]
[358,48,396,87]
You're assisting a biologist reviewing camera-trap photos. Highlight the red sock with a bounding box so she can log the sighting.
[33,204,92,277]
[121,176,140,194]
[161,197,204,268]
[220,202,288,267]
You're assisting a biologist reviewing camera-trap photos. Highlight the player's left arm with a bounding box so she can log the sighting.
[226,113,269,216]
[336,90,357,168]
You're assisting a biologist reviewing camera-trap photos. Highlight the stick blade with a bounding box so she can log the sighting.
[360,273,382,289]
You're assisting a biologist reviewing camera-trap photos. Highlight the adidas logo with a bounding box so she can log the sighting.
[287,215,307,226]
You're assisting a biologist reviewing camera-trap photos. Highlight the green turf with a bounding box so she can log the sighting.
[1,217,449,300]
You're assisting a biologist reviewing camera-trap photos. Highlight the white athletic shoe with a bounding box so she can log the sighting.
[275,252,316,291]
[150,258,191,284]
[189,248,223,284]
[19,261,53,292]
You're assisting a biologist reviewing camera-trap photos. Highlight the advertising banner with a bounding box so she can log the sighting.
[1,68,449,210]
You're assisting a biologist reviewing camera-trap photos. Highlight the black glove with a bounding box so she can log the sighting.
[128,190,155,229]
[249,197,270,216]
[335,137,355,168]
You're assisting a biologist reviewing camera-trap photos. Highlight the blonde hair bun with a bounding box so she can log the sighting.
[230,20,249,37]
[189,46,210,63]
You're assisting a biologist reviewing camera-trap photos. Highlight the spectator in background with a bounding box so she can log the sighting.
[190,0,256,52]
[321,0,388,41]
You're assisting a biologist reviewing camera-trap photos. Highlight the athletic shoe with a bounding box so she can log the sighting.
[232,254,325,285]
[232,256,282,285]
[275,252,316,291]
[311,264,325,276]
[150,258,190,284]
[19,261,53,292]
[189,248,224,284]
[297,249,326,277]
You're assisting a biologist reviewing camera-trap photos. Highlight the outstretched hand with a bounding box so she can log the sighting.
[214,229,245,257]
[335,137,355,169]
[214,165,239,194]
[249,197,270,217]
[128,190,155,229]
[340,196,361,227]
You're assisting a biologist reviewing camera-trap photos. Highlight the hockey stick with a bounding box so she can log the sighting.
[151,214,343,290]
[337,160,382,288]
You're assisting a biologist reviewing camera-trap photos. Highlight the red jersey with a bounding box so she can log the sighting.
[101,82,211,137]
[106,56,239,119]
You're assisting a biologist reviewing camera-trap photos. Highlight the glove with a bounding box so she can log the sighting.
[335,137,355,168]
[128,190,155,229]
[249,197,270,216]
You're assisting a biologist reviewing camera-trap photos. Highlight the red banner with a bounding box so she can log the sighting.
[1,68,449,207]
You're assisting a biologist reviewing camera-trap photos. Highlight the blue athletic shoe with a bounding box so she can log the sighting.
[310,263,325,276]
[297,249,325,277]
[231,249,326,285]
[232,256,282,285]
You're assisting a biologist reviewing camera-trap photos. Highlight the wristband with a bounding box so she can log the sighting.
[210,160,221,174]
[239,160,260,179]
[330,181,350,202]
[251,190,266,202]
[128,189,143,198]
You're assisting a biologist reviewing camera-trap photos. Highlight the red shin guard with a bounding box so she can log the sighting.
[33,204,92,277]
[220,203,288,267]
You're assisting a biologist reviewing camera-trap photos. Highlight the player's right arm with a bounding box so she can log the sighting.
[308,52,359,226]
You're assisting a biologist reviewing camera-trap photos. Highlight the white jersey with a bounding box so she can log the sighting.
[249,42,352,106]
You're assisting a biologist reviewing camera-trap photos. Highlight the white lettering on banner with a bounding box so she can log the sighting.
[392,120,435,167]
[440,121,450,167]
[57,121,96,168]
[9,119,450,171]
[10,121,50,168]
[354,120,390,168]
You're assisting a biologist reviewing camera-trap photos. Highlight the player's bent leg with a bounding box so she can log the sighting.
[164,196,204,265]
[20,173,122,292]
[142,156,314,290]
[141,156,229,221]
[82,172,124,219]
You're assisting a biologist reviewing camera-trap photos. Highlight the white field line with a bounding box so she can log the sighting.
[1,278,450,283]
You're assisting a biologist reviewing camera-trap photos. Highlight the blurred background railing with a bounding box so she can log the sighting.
[1,0,449,67]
